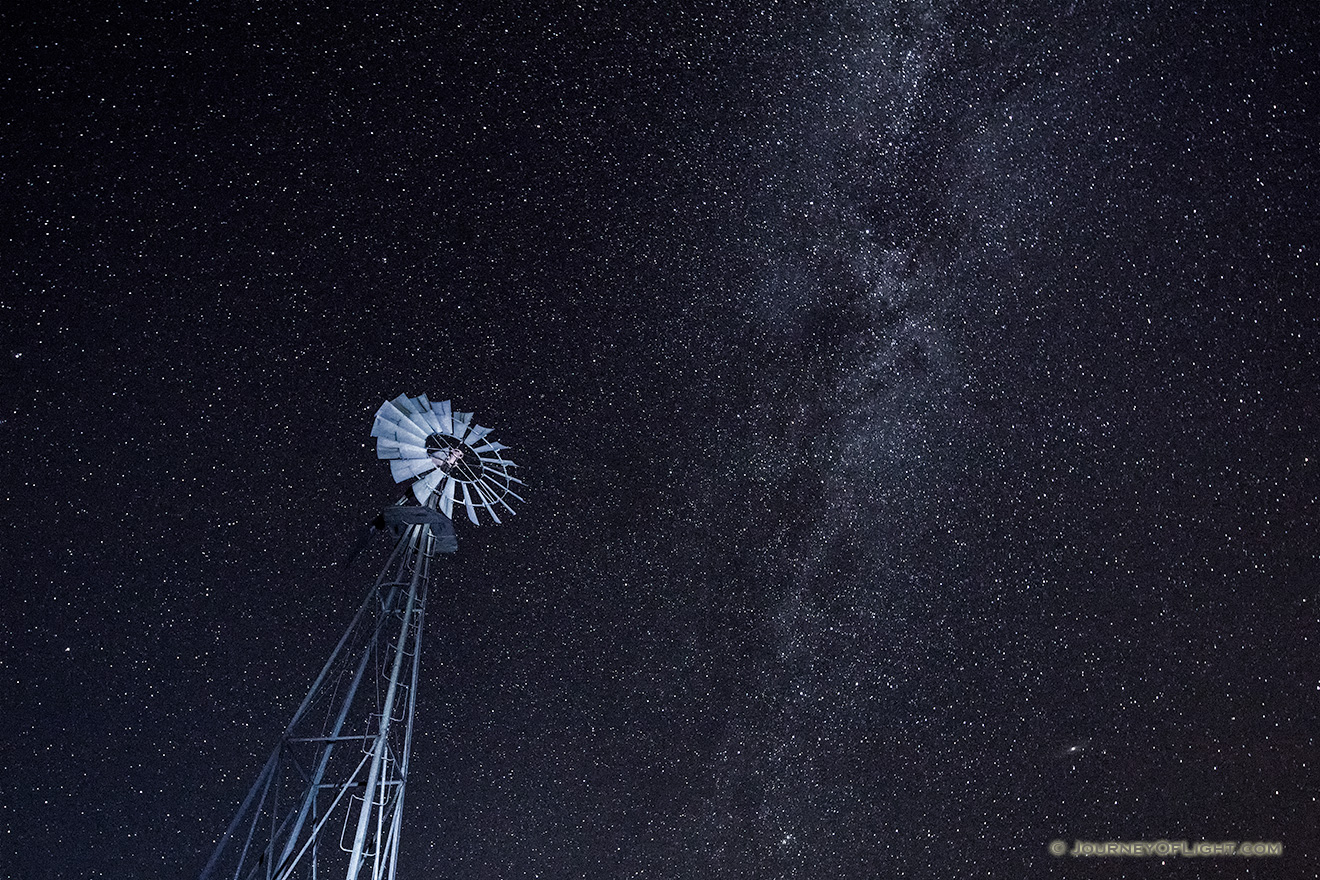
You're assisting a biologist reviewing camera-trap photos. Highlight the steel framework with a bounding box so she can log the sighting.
[200,521,438,880]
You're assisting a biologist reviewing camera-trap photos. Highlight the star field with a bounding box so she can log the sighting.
[2,2,1317,878]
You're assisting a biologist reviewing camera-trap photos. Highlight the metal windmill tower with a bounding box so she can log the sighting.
[200,394,522,880]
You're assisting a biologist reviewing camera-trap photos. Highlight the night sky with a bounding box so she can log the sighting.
[3,2,1317,878]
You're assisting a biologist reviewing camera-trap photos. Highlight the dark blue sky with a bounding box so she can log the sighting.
[2,2,1316,877]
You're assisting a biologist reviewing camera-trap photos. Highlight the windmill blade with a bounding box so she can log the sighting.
[481,465,522,486]
[373,407,427,434]
[377,439,428,460]
[411,480,433,506]
[476,474,505,498]
[479,476,517,517]
[412,394,442,434]
[476,451,515,468]
[457,482,480,525]
[375,424,429,448]
[415,399,444,435]
[439,478,456,519]
[372,414,428,445]
[374,400,410,424]
[470,481,502,524]
[381,399,435,438]
[472,441,507,455]
[433,399,453,434]
[375,401,421,435]
[403,411,436,438]
[411,469,444,504]
[452,411,474,437]
[469,476,496,509]
[391,459,435,482]
[477,450,513,468]
[463,424,493,445]
[391,394,418,415]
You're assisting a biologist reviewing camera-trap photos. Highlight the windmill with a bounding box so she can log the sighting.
[199,394,522,880]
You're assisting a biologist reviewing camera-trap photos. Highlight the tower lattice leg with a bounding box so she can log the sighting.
[200,524,437,880]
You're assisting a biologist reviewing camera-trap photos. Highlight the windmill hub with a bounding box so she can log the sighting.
[425,433,480,475]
